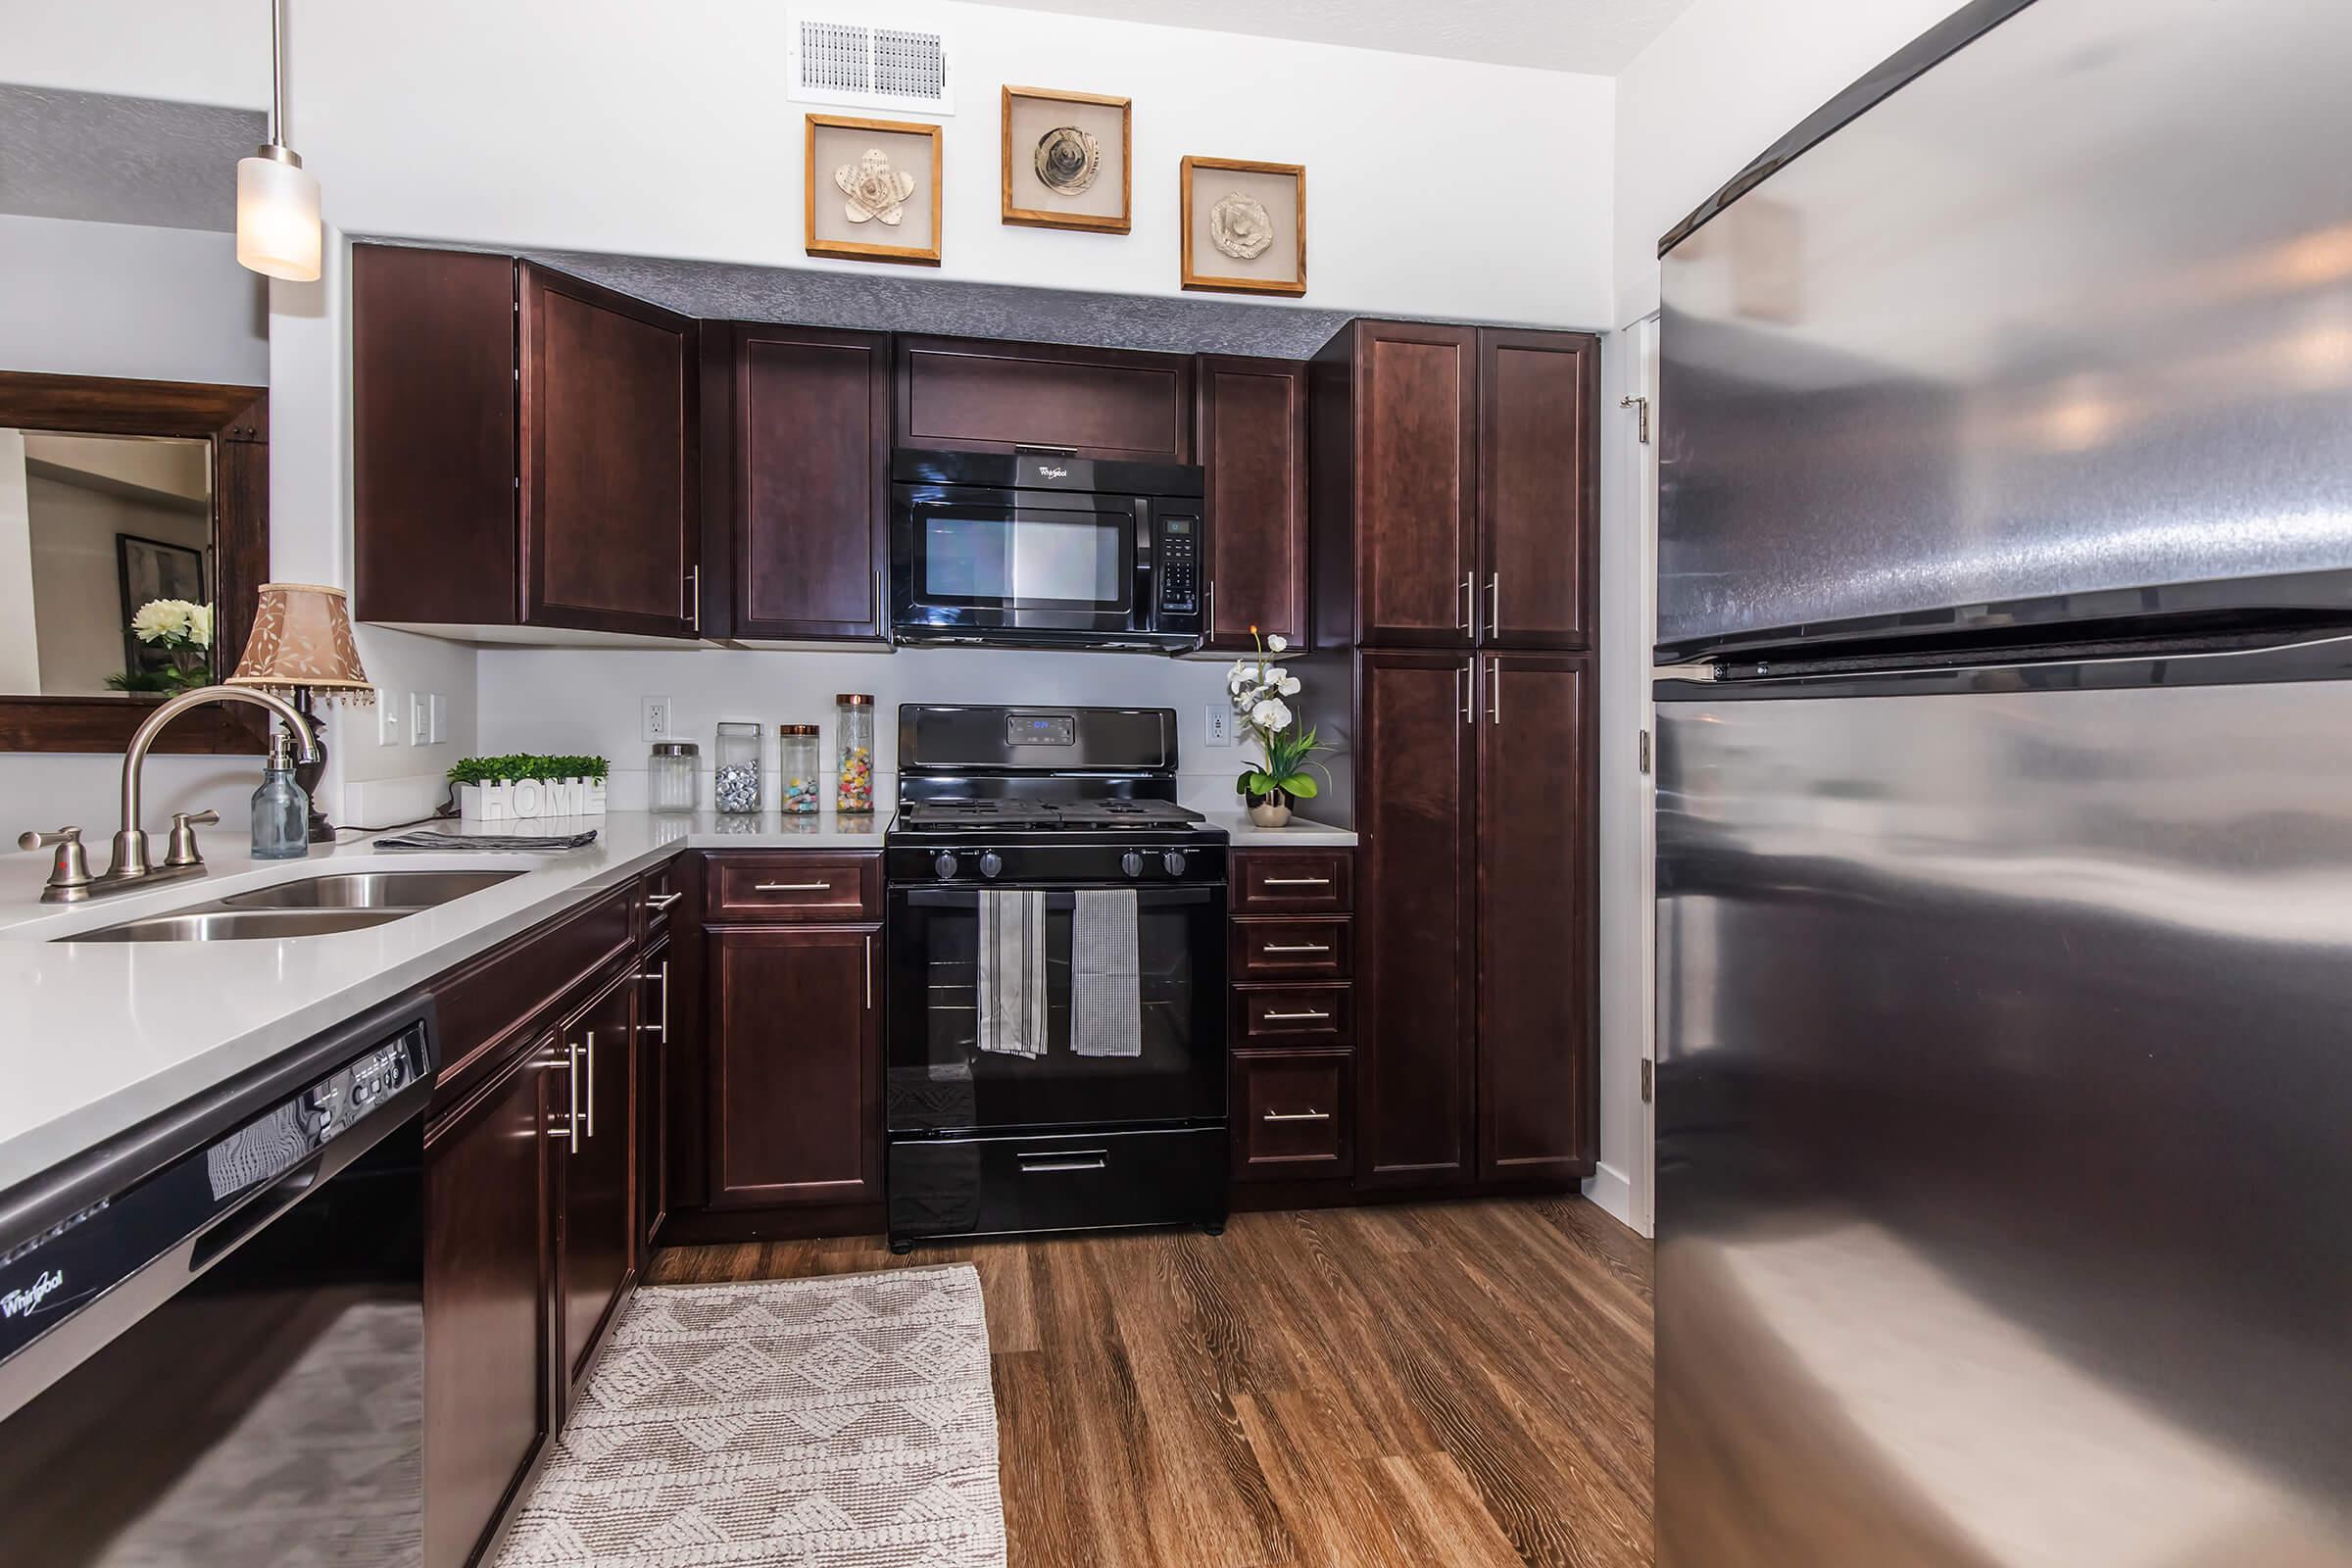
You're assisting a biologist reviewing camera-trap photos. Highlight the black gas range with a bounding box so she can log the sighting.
[882,705,1229,1251]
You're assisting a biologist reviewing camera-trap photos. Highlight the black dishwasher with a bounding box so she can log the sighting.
[0,994,435,1566]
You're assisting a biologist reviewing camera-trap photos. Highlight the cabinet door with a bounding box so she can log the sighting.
[1354,322,1477,647]
[733,324,891,640]
[710,926,882,1208]
[1354,651,1478,1188]
[1478,329,1597,649]
[555,966,637,1389]
[520,263,698,637]
[896,336,1195,462]
[1476,654,1595,1182]
[423,1047,549,1568]
[1198,356,1308,650]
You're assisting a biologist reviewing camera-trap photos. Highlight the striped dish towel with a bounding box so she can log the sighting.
[1070,889,1141,1057]
[978,890,1048,1058]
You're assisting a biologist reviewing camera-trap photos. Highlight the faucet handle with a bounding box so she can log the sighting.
[19,827,94,900]
[165,809,220,869]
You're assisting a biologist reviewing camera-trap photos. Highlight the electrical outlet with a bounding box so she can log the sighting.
[1204,704,1232,748]
[410,692,429,747]
[377,691,405,747]
[642,695,671,743]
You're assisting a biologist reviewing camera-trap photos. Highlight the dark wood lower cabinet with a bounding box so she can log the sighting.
[422,1045,550,1568]
[709,924,882,1209]
[554,962,638,1391]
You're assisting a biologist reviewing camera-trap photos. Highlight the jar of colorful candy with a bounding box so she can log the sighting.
[835,694,875,813]
[777,725,820,814]
[714,721,760,813]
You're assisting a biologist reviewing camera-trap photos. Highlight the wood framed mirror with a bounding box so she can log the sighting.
[0,370,269,755]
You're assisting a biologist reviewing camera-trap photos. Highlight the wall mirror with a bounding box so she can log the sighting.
[0,371,269,754]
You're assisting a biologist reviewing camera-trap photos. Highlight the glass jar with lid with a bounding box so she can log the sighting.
[777,725,820,813]
[714,721,761,813]
[648,741,699,814]
[836,694,875,813]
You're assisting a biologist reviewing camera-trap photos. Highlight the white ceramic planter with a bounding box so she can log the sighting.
[459,777,609,821]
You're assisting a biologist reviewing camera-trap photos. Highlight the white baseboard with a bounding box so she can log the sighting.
[1581,1160,1643,1236]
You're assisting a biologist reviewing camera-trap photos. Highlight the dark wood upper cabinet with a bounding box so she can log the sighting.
[1197,355,1308,650]
[1475,653,1595,1183]
[555,963,638,1393]
[422,1046,549,1568]
[352,244,698,637]
[1477,329,1597,650]
[710,925,882,1209]
[1310,321,1478,649]
[896,335,1194,462]
[1353,650,1477,1189]
[706,322,891,642]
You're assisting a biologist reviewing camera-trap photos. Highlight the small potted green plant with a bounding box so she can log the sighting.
[450,754,611,821]
[1228,628,1325,828]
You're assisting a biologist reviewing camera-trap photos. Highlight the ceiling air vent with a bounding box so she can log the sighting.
[789,12,954,116]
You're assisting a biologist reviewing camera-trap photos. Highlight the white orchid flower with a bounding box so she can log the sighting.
[1262,665,1287,687]
[1279,676,1300,696]
[1250,698,1293,731]
[1266,634,1288,653]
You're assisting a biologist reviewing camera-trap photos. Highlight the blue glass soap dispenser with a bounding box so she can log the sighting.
[252,723,312,860]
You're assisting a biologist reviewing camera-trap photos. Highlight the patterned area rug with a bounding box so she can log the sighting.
[496,1266,1005,1567]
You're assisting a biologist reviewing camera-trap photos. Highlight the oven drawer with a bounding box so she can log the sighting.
[706,852,880,922]
[1233,1052,1350,1180]
[887,1126,1228,1242]
[1232,917,1351,981]
[1232,850,1353,914]
[1235,984,1352,1047]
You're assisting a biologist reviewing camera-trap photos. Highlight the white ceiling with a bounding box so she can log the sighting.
[954,0,1701,74]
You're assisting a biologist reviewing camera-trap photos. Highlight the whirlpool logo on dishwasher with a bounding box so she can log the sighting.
[1,1269,65,1319]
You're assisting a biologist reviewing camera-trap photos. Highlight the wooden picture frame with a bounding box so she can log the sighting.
[805,114,943,267]
[1001,85,1132,234]
[1181,156,1307,298]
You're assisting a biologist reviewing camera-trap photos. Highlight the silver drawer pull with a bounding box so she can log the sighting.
[754,881,833,892]
[1262,1108,1331,1123]
[1262,943,1332,954]
[1264,1008,1333,1022]
[1261,876,1332,887]
[1017,1152,1107,1174]
[644,891,682,910]
[564,1041,582,1154]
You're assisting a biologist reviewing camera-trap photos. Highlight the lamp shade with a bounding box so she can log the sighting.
[227,582,371,696]
[236,149,322,282]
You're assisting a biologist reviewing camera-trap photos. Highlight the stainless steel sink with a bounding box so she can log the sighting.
[62,908,413,944]
[219,869,522,910]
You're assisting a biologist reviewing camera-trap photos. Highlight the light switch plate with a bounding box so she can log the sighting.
[409,693,429,747]
[1203,704,1232,748]
[642,695,671,743]
[426,692,448,745]
[377,692,405,747]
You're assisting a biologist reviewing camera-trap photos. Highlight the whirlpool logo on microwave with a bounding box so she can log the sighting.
[1035,464,1069,480]
[1,1269,64,1319]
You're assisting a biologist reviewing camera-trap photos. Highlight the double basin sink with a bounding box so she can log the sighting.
[61,869,523,943]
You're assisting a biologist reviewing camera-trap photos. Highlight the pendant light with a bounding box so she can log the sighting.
[236,0,321,281]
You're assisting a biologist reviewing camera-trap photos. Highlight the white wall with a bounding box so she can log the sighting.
[0,215,268,385]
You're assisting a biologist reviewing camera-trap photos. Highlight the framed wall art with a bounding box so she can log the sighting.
[806,113,943,267]
[1180,156,1306,297]
[1002,85,1132,233]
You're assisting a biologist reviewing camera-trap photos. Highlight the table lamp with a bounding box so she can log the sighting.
[227,582,373,842]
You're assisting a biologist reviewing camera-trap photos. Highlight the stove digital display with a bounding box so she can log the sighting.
[1005,713,1076,746]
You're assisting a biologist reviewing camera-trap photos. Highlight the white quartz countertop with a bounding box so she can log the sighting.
[0,802,1348,1197]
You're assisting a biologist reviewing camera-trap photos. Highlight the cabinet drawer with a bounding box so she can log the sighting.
[1235,984,1352,1048]
[1233,1052,1350,1180]
[431,882,633,1105]
[1232,917,1351,981]
[1232,850,1353,914]
[706,852,880,922]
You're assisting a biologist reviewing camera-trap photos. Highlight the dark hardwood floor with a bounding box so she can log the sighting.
[649,1197,1653,1567]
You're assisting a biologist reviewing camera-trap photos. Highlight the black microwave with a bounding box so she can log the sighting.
[890,447,1206,654]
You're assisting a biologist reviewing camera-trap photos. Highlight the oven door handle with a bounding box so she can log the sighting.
[896,886,1221,908]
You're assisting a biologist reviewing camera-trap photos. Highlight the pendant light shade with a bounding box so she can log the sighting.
[236,147,320,281]
[237,0,320,283]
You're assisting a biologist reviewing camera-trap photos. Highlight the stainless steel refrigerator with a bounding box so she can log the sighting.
[1653,1,2352,1563]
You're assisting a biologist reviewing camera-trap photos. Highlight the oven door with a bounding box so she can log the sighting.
[887,883,1227,1133]
[894,488,1148,642]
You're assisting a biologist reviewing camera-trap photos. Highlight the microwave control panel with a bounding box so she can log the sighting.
[1158,516,1200,614]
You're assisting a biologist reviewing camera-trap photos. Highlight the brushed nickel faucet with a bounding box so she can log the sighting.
[18,685,320,904]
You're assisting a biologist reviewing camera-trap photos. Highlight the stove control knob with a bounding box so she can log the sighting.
[1121,851,1146,878]
[1161,850,1187,877]
[978,852,1004,879]
[933,852,958,880]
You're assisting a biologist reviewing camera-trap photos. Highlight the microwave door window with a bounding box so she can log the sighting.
[919,509,1130,612]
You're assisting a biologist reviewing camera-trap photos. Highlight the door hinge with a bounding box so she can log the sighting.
[1638,728,1652,775]
[1641,1058,1654,1103]
[1620,394,1651,445]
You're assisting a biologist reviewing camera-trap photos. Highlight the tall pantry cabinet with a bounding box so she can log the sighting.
[1310,319,1599,1192]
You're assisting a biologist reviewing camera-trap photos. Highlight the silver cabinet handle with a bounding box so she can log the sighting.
[1457,662,1471,724]
[864,933,873,1011]
[583,1029,597,1139]
[640,960,669,1041]
[1458,572,1474,634]
[564,1040,582,1154]
[1262,876,1331,887]
[1262,1108,1332,1123]
[644,891,682,911]
[1488,571,1500,629]
[1262,942,1332,954]
[1489,657,1501,723]
[686,564,701,634]
[1264,1008,1334,1021]
[754,880,833,892]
